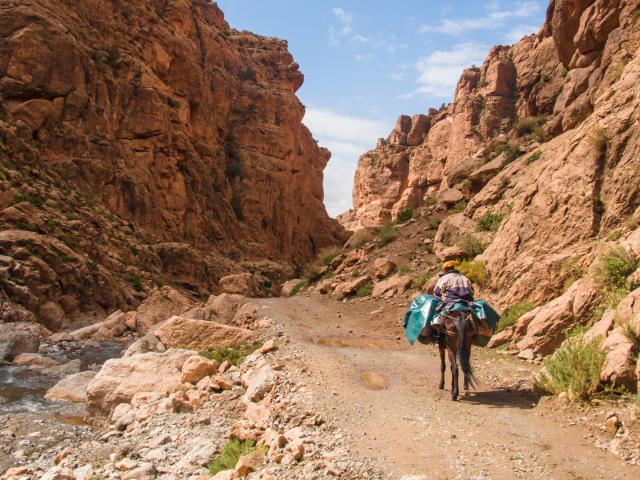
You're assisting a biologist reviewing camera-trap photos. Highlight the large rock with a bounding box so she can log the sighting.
[65,310,127,340]
[180,355,218,384]
[0,322,41,361]
[600,329,637,390]
[85,349,195,422]
[134,287,195,335]
[44,371,97,403]
[219,273,256,296]
[372,274,412,298]
[373,258,397,280]
[281,279,302,297]
[154,316,255,351]
[332,275,370,298]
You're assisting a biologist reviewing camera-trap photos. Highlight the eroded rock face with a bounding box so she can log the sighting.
[0,0,344,330]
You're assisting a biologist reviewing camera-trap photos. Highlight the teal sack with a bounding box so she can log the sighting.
[403,295,440,345]
[471,300,501,331]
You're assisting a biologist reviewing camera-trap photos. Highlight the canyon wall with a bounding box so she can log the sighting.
[0,0,345,330]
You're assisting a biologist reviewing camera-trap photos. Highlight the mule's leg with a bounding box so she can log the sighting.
[463,337,472,396]
[448,346,459,401]
[438,337,446,390]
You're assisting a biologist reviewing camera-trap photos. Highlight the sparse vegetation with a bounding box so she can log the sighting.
[201,343,262,366]
[458,260,487,286]
[592,245,637,296]
[378,222,398,247]
[456,234,485,259]
[449,200,467,214]
[526,151,542,165]
[126,274,143,292]
[476,212,504,232]
[303,264,322,283]
[497,301,534,333]
[319,246,343,266]
[535,335,605,401]
[589,126,608,155]
[396,208,414,224]
[15,220,38,232]
[411,274,432,290]
[559,256,583,291]
[424,195,437,207]
[426,218,441,231]
[207,439,264,475]
[355,281,374,297]
[515,115,547,137]
[289,280,307,297]
[13,192,43,208]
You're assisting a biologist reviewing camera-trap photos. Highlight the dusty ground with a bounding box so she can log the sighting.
[258,294,640,480]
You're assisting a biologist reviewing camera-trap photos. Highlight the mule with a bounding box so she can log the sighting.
[436,310,478,400]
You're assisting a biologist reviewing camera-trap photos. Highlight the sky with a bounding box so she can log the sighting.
[215,1,548,217]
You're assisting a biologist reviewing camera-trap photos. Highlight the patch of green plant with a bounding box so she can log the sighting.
[355,281,374,297]
[592,245,637,292]
[411,274,431,290]
[589,126,608,154]
[126,274,143,292]
[207,439,265,475]
[56,250,73,263]
[626,215,638,231]
[456,234,486,259]
[201,343,262,366]
[396,208,414,224]
[320,270,335,281]
[476,212,504,232]
[319,246,343,266]
[424,195,437,207]
[302,264,322,283]
[515,115,547,137]
[458,260,487,286]
[497,301,534,333]
[13,192,43,208]
[449,200,467,215]
[503,143,524,163]
[566,324,588,339]
[378,222,398,247]
[526,151,542,165]
[289,280,307,297]
[535,335,605,401]
[57,234,75,249]
[15,220,38,232]
[607,230,623,242]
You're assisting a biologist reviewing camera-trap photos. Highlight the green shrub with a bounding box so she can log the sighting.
[535,335,605,400]
[515,115,547,136]
[503,144,524,163]
[589,126,608,154]
[456,234,485,259]
[208,439,264,475]
[607,230,623,242]
[355,281,373,297]
[378,222,398,247]
[15,220,38,232]
[458,260,487,286]
[476,212,504,232]
[497,301,534,333]
[320,247,343,266]
[201,343,262,366]
[13,193,43,208]
[396,208,414,224]
[426,218,441,231]
[424,195,437,207]
[126,274,143,292]
[526,151,542,165]
[303,264,321,282]
[449,200,467,214]
[289,280,307,297]
[411,274,432,290]
[592,245,637,291]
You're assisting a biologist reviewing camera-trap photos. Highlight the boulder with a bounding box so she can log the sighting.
[281,279,302,297]
[13,352,60,367]
[38,301,65,332]
[154,316,255,351]
[219,273,256,296]
[66,310,127,340]
[242,361,277,404]
[231,303,259,328]
[332,275,370,298]
[180,355,218,384]
[134,286,195,335]
[184,293,249,323]
[600,329,637,390]
[40,466,76,480]
[235,451,265,477]
[372,274,412,298]
[0,322,41,361]
[44,371,97,402]
[85,349,194,422]
[437,188,464,206]
[315,279,334,294]
[373,258,397,279]
[123,334,166,356]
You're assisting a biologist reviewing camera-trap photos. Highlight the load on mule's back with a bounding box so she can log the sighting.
[402,261,500,401]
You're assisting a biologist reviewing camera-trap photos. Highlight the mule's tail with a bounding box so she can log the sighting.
[456,314,477,389]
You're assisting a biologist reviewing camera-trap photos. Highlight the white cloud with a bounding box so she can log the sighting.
[332,7,353,34]
[354,53,374,62]
[503,24,538,43]
[303,108,388,216]
[415,43,485,97]
[421,1,541,36]
[351,34,369,43]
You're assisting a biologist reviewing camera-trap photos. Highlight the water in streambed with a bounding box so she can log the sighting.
[0,341,124,415]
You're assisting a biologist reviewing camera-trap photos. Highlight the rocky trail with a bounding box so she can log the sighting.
[260,295,639,479]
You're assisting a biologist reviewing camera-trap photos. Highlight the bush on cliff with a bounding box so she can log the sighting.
[457,234,485,259]
[497,301,534,332]
[378,222,398,247]
[396,208,415,223]
[535,335,605,400]
[208,439,265,475]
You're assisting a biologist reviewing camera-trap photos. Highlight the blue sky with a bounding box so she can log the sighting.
[215,1,547,216]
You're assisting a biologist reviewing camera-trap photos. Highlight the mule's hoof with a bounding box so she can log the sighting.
[451,395,458,401]
[464,389,470,397]
[438,384,445,390]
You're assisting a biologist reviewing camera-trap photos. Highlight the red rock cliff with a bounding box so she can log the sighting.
[0,0,345,329]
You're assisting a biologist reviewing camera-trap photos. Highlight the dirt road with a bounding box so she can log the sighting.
[257,295,638,480]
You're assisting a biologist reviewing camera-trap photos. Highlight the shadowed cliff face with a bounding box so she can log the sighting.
[0,0,345,329]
